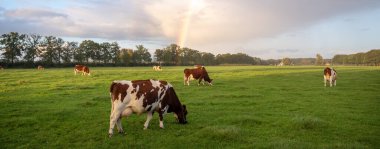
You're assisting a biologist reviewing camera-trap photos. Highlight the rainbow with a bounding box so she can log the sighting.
[177,0,201,48]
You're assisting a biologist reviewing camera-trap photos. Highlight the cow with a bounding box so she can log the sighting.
[324,67,337,87]
[37,65,44,70]
[108,79,188,137]
[153,66,162,71]
[74,65,90,76]
[184,66,213,86]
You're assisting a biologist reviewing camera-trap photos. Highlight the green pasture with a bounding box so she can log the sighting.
[0,66,379,148]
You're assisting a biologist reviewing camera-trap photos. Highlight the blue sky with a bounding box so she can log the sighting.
[1,0,380,59]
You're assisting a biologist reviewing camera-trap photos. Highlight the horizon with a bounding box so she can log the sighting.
[1,0,380,59]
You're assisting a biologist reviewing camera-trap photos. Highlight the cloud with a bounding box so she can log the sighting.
[276,49,299,53]
[1,0,380,59]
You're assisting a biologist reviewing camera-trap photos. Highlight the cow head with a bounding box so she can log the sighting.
[208,79,213,85]
[175,105,188,124]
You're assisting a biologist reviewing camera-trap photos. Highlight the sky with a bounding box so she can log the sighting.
[1,0,380,59]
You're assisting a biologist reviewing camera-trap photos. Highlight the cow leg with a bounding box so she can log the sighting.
[158,112,164,129]
[334,80,337,86]
[109,110,121,137]
[184,76,187,85]
[329,78,333,87]
[144,111,154,130]
[323,76,327,87]
[115,108,133,134]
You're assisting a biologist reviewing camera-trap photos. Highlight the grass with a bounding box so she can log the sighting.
[0,66,379,148]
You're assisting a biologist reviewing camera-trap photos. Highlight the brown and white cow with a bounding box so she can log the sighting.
[184,66,213,86]
[74,65,90,76]
[37,65,44,70]
[108,79,188,137]
[153,66,162,71]
[324,67,337,87]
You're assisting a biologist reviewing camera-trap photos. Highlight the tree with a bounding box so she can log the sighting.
[0,32,26,64]
[315,54,324,65]
[99,42,111,63]
[154,49,164,63]
[54,38,65,64]
[24,34,42,63]
[79,40,98,63]
[119,48,133,65]
[40,36,58,64]
[133,45,151,64]
[110,42,120,64]
[62,41,78,63]
[281,57,292,65]
[200,52,215,65]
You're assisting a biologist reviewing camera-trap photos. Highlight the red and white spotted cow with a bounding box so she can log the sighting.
[184,66,213,86]
[153,66,162,71]
[108,79,188,137]
[324,67,337,87]
[37,65,44,70]
[74,65,90,76]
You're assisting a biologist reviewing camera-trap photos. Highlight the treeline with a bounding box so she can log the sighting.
[332,49,380,66]
[0,32,261,67]
[1,32,379,68]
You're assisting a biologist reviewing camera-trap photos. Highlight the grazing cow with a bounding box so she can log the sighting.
[74,65,90,76]
[153,66,162,71]
[184,66,213,86]
[108,79,188,137]
[324,67,337,87]
[37,65,44,70]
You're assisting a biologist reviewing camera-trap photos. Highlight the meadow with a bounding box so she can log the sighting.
[0,66,379,148]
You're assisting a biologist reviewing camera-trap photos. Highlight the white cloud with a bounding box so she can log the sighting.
[1,0,380,58]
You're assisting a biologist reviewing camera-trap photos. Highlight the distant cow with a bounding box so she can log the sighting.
[184,66,213,86]
[108,79,187,137]
[37,65,44,70]
[324,67,337,87]
[153,66,162,71]
[74,65,90,76]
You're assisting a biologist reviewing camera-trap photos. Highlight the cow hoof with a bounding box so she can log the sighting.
[118,130,124,134]
[143,127,148,130]
[109,134,113,138]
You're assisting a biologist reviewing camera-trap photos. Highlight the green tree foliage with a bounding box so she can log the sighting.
[24,34,42,63]
[99,42,111,63]
[281,57,292,65]
[332,49,380,66]
[79,40,98,63]
[216,53,253,64]
[110,42,120,64]
[315,54,324,65]
[0,32,26,64]
[119,48,133,65]
[133,45,151,63]
[62,42,78,63]
[40,36,58,64]
[54,38,65,64]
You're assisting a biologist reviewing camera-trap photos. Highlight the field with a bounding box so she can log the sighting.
[0,66,379,148]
